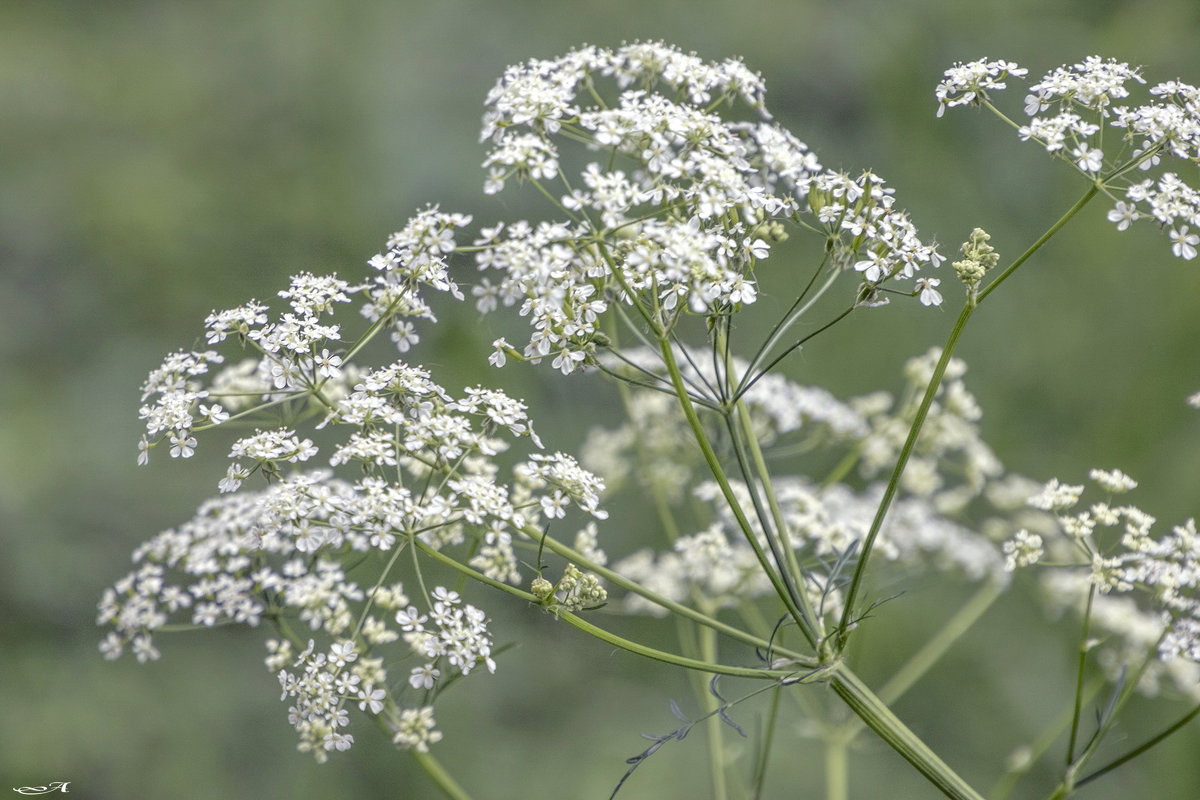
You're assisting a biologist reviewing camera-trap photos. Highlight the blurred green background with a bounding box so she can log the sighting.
[4,0,1200,798]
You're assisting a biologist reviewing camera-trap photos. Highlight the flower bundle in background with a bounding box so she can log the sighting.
[100,43,1199,799]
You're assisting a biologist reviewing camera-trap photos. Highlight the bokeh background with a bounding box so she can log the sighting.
[4,1,1200,798]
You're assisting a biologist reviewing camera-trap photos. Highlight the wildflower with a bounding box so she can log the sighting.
[1089,468,1138,494]
[935,58,1028,117]
[1170,226,1199,260]
[940,56,1200,262]
[1027,478,1085,511]
[915,277,943,307]
[1002,530,1045,571]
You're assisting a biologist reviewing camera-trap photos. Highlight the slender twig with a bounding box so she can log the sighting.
[836,300,975,646]
[1067,586,1097,764]
[732,306,854,404]
[1076,702,1200,788]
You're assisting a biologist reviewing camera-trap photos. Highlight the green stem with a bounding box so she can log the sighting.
[988,679,1104,800]
[723,410,814,638]
[699,625,730,800]
[737,248,837,389]
[750,685,783,800]
[1066,629,1171,778]
[412,535,792,680]
[837,182,1100,648]
[1066,586,1096,765]
[825,733,849,800]
[829,664,987,800]
[732,394,824,638]
[559,613,795,680]
[528,525,818,668]
[411,749,472,800]
[836,300,976,646]
[732,306,854,404]
[1076,702,1200,788]
[976,185,1099,303]
[658,335,816,647]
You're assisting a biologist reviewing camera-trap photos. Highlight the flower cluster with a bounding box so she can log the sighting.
[136,204,482,467]
[95,462,519,758]
[847,348,1002,514]
[531,563,608,613]
[588,348,1013,618]
[276,638,383,761]
[934,59,1028,117]
[615,473,1006,619]
[365,207,471,350]
[938,56,1200,260]
[472,42,942,376]
[1004,470,1200,700]
[108,208,610,759]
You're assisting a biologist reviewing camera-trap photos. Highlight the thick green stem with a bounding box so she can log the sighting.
[839,579,1005,743]
[411,749,473,800]
[830,664,987,800]
[825,733,850,800]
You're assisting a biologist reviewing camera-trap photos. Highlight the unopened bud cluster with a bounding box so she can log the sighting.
[953,227,999,292]
[533,564,607,612]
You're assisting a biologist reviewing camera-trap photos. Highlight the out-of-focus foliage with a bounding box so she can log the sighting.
[3,0,1199,797]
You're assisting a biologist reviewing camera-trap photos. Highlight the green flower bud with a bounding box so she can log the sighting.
[531,576,554,602]
[953,227,998,291]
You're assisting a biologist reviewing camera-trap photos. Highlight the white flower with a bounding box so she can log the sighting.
[409,664,440,689]
[396,607,427,632]
[1002,530,1044,571]
[357,687,386,714]
[328,640,358,667]
[1170,226,1199,260]
[1106,201,1139,231]
[314,349,343,378]
[169,432,197,459]
[1028,477,1085,511]
[488,338,509,368]
[1089,468,1138,494]
[935,58,1028,117]
[323,732,354,752]
[1071,144,1104,172]
[551,348,585,375]
[915,277,943,307]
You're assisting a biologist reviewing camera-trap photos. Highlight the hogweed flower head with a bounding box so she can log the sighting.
[1007,470,1200,700]
[939,56,1200,261]
[935,59,1029,118]
[105,204,608,760]
[472,42,944,380]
